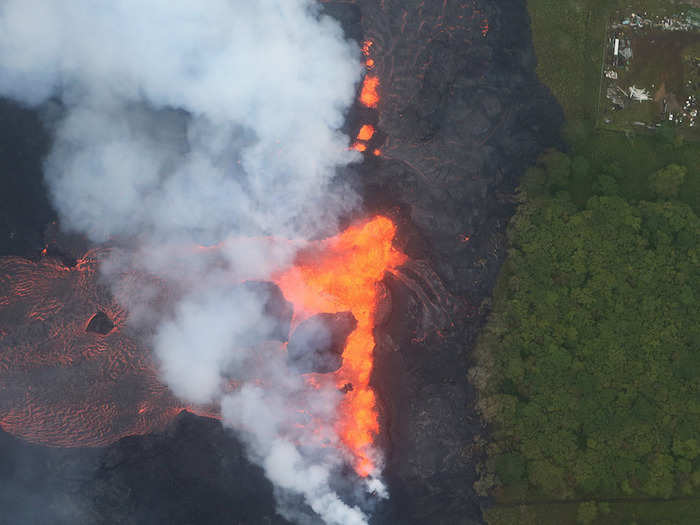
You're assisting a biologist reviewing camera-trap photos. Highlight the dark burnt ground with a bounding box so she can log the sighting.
[0,99,54,258]
[0,1,562,524]
[0,412,284,525]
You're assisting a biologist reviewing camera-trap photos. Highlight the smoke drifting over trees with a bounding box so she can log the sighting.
[0,1,378,523]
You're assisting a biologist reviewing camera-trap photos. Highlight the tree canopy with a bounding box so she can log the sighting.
[476,150,700,523]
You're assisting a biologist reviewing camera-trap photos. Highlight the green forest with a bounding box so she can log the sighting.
[475,1,700,524]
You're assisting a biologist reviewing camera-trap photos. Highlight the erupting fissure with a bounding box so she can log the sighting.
[0,26,397,479]
[0,217,406,478]
[351,40,381,155]
[276,216,406,476]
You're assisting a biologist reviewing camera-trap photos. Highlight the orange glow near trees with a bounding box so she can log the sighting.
[276,216,406,476]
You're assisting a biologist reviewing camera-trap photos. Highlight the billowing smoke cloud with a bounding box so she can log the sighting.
[0,1,381,522]
[0,0,362,241]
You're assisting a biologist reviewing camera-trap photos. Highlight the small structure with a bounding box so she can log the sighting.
[628,86,651,102]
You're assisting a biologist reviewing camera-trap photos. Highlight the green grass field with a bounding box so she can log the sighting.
[525,0,611,121]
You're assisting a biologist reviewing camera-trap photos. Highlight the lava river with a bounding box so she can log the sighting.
[276,215,406,475]
[0,216,406,477]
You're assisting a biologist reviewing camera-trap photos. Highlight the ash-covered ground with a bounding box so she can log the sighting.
[0,1,561,523]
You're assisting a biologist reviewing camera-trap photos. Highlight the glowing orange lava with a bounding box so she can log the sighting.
[351,39,380,154]
[362,40,376,70]
[1,217,404,478]
[359,76,380,108]
[356,124,375,142]
[276,216,406,476]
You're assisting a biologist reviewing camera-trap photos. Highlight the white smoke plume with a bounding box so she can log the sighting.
[0,1,382,523]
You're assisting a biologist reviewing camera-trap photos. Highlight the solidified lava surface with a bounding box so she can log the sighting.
[287,311,357,374]
[0,1,562,524]
[0,251,186,447]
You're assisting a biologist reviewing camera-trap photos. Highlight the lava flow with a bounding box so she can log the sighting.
[359,75,380,109]
[276,216,406,476]
[351,40,381,154]
[357,124,375,141]
[0,217,406,478]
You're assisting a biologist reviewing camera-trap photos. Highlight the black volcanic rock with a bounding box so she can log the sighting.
[372,269,482,525]
[320,2,362,44]
[0,412,288,525]
[287,312,357,374]
[85,310,114,335]
[0,99,54,258]
[240,281,293,343]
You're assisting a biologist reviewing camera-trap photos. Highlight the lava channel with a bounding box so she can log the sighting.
[0,216,406,477]
[276,216,406,476]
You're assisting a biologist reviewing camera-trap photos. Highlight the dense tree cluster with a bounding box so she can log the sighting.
[475,150,699,510]
[483,1,700,521]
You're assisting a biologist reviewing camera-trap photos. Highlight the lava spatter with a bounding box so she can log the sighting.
[359,75,380,109]
[357,124,375,141]
[276,216,406,476]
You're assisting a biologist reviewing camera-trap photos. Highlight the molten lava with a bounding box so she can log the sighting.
[356,124,375,142]
[349,39,380,155]
[0,217,406,478]
[276,216,406,476]
[359,76,380,108]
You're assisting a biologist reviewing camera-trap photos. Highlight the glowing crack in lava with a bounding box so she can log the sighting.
[276,216,406,476]
[0,217,405,478]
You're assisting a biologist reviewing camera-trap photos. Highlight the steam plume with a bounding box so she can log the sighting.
[0,1,378,522]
